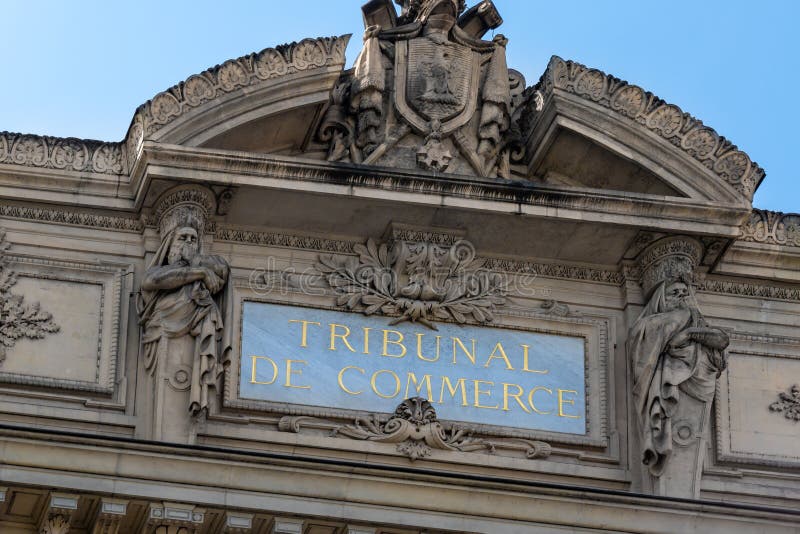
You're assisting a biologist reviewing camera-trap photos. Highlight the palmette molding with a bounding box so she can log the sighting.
[0,132,126,175]
[0,35,349,176]
[526,56,764,200]
[740,209,800,247]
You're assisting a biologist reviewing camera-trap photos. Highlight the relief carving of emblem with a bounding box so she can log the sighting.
[316,234,506,330]
[318,0,526,178]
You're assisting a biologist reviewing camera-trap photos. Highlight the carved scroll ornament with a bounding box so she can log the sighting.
[316,236,506,330]
[279,397,551,461]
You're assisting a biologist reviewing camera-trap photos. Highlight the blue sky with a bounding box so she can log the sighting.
[1,1,797,212]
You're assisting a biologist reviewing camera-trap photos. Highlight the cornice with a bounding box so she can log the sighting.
[525,56,765,202]
[140,143,749,235]
[0,35,350,178]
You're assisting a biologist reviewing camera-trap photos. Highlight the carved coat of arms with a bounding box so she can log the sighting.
[318,0,526,178]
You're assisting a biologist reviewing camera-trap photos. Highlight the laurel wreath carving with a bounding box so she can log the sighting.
[316,238,506,330]
[0,229,60,364]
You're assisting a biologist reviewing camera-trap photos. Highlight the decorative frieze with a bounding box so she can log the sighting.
[740,209,800,247]
[126,35,349,163]
[0,203,143,232]
[0,132,126,175]
[526,57,764,200]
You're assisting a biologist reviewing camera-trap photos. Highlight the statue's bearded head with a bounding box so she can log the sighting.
[663,281,689,312]
[168,226,199,266]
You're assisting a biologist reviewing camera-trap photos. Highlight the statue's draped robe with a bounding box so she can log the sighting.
[139,231,232,416]
[627,283,725,475]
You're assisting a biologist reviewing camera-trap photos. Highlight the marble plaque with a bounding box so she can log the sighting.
[239,301,587,434]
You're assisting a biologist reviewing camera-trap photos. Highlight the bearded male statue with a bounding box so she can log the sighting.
[626,237,729,498]
[138,187,232,443]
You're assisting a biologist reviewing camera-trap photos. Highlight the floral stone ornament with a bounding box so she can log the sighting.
[769,384,800,422]
[316,236,506,330]
[0,228,59,363]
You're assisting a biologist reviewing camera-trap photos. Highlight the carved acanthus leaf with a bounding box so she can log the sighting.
[769,384,800,422]
[0,229,60,364]
[316,237,506,330]
[331,397,494,460]
[278,397,553,462]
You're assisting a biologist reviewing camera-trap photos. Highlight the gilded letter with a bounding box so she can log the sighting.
[521,344,549,374]
[484,342,513,370]
[362,327,371,354]
[439,376,468,406]
[284,359,311,389]
[528,386,553,415]
[338,366,365,395]
[381,330,407,358]
[329,323,356,352]
[473,380,499,410]
[371,369,401,398]
[452,337,477,365]
[288,319,321,348]
[405,372,433,401]
[250,355,278,385]
[558,389,580,419]
[416,333,441,362]
[502,382,531,413]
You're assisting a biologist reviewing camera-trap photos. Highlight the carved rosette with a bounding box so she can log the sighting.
[131,35,349,138]
[0,132,126,176]
[316,234,506,330]
[524,56,764,200]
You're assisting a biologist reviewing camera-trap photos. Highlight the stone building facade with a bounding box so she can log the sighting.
[0,1,798,532]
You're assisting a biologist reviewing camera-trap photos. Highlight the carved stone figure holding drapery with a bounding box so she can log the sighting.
[137,187,232,443]
[626,237,729,497]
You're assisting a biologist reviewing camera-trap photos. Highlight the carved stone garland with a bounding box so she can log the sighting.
[316,236,506,330]
[0,228,60,364]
